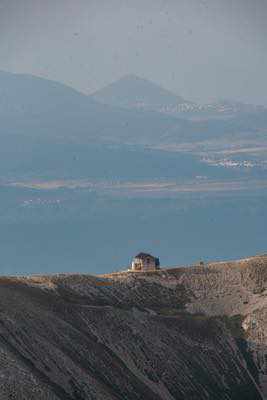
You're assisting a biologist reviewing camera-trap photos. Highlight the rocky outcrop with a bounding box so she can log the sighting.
[0,255,267,399]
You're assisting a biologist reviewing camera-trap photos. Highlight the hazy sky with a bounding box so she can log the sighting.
[1,0,267,104]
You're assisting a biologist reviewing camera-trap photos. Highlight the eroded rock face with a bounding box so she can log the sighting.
[0,255,267,399]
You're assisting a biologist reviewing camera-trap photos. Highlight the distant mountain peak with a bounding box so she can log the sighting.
[91,74,193,113]
[117,74,145,81]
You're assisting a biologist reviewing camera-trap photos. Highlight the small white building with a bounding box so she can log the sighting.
[131,252,160,271]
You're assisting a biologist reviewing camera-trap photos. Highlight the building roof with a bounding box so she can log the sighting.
[135,252,156,260]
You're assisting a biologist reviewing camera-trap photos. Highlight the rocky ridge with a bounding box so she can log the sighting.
[0,255,267,399]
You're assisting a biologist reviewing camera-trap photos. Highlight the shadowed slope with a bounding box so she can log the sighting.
[0,255,266,399]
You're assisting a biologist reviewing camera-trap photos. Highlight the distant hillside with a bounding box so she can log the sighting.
[0,70,97,116]
[92,74,194,113]
[1,70,266,148]
[91,74,266,118]
[0,70,184,145]
[0,70,267,181]
[193,99,267,120]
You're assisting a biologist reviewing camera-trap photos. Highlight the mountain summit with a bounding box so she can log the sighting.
[91,74,193,113]
[92,75,266,118]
